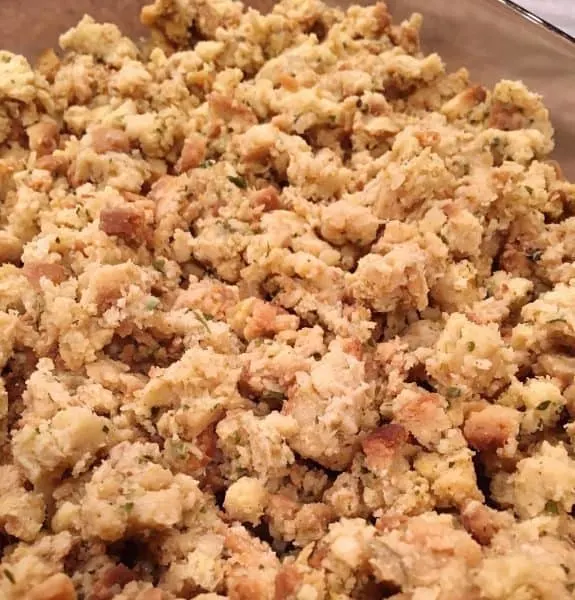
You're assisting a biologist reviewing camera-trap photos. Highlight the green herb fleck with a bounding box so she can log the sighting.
[228,175,247,189]
[3,569,15,584]
[124,502,134,512]
[170,440,187,458]
[467,341,476,352]
[544,500,559,514]
[199,159,216,168]
[146,297,160,310]
[193,310,211,333]
[152,258,165,273]
[102,424,110,434]
[537,400,551,411]
[446,387,462,399]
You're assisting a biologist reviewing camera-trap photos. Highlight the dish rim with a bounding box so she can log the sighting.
[495,0,575,44]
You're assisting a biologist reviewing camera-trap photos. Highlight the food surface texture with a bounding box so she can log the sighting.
[1,0,575,598]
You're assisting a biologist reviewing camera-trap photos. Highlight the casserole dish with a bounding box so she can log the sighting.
[1,0,574,175]
[1,1,575,599]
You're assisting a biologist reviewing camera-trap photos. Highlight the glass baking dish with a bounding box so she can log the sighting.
[1,0,574,177]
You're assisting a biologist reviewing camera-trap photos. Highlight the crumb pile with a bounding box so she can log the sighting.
[1,0,575,598]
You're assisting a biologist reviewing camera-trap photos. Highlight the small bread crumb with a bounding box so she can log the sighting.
[224,476,268,524]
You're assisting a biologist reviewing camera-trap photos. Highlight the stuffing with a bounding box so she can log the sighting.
[216,409,297,479]
[463,404,521,456]
[0,0,573,597]
[426,312,516,398]
[491,441,575,519]
[498,377,566,435]
[0,532,74,600]
[347,247,431,313]
[12,406,110,485]
[474,517,575,599]
[282,340,376,470]
[52,441,203,541]
[224,476,268,524]
[392,388,451,449]
[370,512,482,598]
[0,465,45,542]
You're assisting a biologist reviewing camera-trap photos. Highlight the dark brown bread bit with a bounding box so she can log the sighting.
[99,205,145,242]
